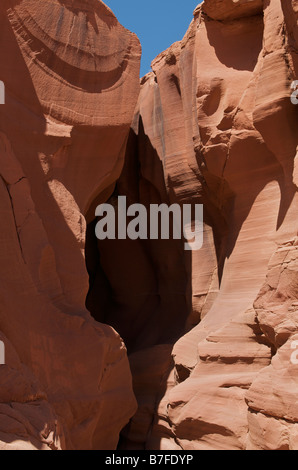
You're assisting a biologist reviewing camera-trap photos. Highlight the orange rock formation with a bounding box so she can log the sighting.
[0,0,140,450]
[0,0,297,451]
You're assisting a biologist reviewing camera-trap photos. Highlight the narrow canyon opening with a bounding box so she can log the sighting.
[84,123,193,354]
[83,123,201,448]
[83,117,230,448]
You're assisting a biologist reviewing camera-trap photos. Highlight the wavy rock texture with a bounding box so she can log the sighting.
[89,0,297,450]
[0,0,141,450]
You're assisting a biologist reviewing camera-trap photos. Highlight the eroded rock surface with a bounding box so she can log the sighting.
[0,0,297,451]
[103,0,297,450]
[0,0,141,450]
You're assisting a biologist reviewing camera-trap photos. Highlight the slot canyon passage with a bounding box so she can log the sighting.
[0,0,297,450]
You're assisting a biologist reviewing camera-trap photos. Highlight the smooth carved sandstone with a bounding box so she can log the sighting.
[100,0,297,450]
[0,0,141,450]
[202,0,264,20]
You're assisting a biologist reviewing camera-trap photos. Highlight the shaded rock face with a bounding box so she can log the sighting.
[0,0,141,450]
[85,0,298,450]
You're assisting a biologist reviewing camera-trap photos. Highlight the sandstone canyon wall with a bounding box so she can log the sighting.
[0,0,298,451]
[0,0,141,450]
[100,0,297,451]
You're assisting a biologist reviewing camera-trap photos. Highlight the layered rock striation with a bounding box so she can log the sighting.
[95,0,297,450]
[0,0,141,450]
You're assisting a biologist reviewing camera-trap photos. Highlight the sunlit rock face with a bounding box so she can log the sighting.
[107,0,298,450]
[0,0,140,450]
[202,0,264,20]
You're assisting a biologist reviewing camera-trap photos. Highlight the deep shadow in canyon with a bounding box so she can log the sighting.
[85,120,194,448]
[85,118,192,353]
[84,117,229,448]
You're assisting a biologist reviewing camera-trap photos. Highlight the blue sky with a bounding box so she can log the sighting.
[105,1,202,77]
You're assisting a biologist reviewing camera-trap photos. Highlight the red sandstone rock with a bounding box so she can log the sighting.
[113,0,298,450]
[202,0,263,20]
[0,0,298,452]
[0,0,140,450]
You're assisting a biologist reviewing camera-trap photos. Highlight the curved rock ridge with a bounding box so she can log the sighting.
[3,0,140,126]
[109,0,298,450]
[0,0,141,450]
[202,0,264,20]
